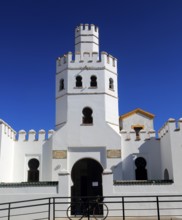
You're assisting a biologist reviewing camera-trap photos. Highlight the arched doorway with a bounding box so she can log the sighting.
[71,158,103,198]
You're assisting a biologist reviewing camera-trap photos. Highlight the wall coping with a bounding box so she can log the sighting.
[114,180,173,185]
[0,181,58,188]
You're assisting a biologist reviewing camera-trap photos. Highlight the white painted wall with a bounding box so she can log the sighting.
[75,24,99,54]
[120,113,154,131]
[121,130,161,180]
[160,119,182,185]
[0,121,15,182]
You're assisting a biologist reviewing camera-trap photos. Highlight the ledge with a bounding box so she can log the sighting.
[0,181,58,188]
[114,180,173,185]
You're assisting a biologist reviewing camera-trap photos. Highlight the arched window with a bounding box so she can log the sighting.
[135,157,148,180]
[76,76,82,87]
[109,78,114,90]
[90,75,97,87]
[82,107,93,124]
[27,158,40,182]
[59,79,64,91]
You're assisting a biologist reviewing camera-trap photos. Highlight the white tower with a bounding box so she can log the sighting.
[75,24,99,54]
[56,24,119,131]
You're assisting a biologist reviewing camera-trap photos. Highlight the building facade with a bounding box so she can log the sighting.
[0,24,182,205]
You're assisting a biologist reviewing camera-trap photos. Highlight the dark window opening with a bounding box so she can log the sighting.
[76,76,82,87]
[164,169,169,180]
[90,76,97,87]
[82,107,93,124]
[109,78,114,90]
[135,157,148,180]
[133,127,143,140]
[59,79,64,91]
[27,158,40,182]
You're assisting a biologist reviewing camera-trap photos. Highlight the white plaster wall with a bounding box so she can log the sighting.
[75,24,99,54]
[51,118,121,180]
[56,95,67,128]
[160,125,173,180]
[166,120,182,185]
[67,68,105,94]
[56,69,67,97]
[0,184,59,220]
[53,113,121,150]
[0,123,15,182]
[121,131,161,180]
[68,147,106,172]
[56,51,118,128]
[121,113,154,131]
[105,95,119,126]
[52,159,67,181]
[42,138,52,181]
[13,139,44,182]
[102,173,182,217]
[0,185,57,195]
[67,94,106,126]
[104,69,118,97]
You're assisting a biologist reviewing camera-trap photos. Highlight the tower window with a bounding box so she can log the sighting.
[82,107,93,124]
[90,75,97,87]
[109,78,114,90]
[59,79,64,91]
[76,76,82,87]
[27,158,40,182]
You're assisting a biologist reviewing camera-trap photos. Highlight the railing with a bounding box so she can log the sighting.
[1,195,182,219]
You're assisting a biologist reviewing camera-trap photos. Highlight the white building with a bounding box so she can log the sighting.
[0,24,182,217]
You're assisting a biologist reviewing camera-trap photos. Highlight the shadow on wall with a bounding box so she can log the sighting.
[111,137,167,181]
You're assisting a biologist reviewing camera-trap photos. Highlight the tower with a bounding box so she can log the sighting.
[55,24,119,132]
[75,24,99,55]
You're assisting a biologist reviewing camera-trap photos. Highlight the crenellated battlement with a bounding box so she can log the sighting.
[158,118,182,138]
[0,119,16,140]
[16,129,54,141]
[57,24,117,74]
[75,24,98,38]
[0,120,54,141]
[56,51,117,73]
[120,129,156,142]
[75,24,99,54]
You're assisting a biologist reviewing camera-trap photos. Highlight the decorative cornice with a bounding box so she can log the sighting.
[75,41,99,46]
[56,92,118,100]
[75,34,99,39]
[56,67,117,75]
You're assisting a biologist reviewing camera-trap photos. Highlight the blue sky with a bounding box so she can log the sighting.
[0,0,181,132]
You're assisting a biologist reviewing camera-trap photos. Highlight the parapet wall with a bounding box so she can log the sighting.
[75,24,98,38]
[158,118,182,138]
[56,51,117,74]
[0,119,16,140]
[121,118,182,142]
[0,119,54,142]
[17,129,54,141]
[120,129,156,142]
